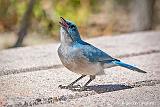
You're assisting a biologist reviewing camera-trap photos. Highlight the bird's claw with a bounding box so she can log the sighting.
[78,86,87,91]
[58,85,69,89]
[58,84,81,89]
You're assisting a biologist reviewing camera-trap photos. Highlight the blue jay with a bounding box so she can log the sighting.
[58,17,146,91]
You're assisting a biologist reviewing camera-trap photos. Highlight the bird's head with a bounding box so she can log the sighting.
[59,17,81,43]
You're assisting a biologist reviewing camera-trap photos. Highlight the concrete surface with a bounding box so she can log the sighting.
[0,31,160,107]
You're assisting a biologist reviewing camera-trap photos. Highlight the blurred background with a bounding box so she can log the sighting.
[0,0,159,50]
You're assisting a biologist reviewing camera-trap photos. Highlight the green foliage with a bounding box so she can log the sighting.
[54,0,90,26]
[0,0,103,37]
[113,0,130,6]
[16,1,27,17]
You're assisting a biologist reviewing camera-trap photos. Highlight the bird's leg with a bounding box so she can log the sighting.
[79,75,95,91]
[59,75,86,89]
[68,75,86,87]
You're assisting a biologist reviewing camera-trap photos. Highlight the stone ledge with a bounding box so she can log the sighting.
[0,31,160,76]
[0,31,160,106]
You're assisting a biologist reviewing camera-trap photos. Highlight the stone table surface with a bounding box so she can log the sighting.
[0,31,160,107]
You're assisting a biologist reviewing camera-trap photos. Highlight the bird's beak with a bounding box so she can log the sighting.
[59,17,69,30]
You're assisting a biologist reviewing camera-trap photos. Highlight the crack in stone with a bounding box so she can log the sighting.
[129,80,160,87]
[1,49,160,76]
[0,64,63,76]
[116,49,160,58]
[3,79,160,107]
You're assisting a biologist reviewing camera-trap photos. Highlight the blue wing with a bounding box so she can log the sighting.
[74,40,117,63]
[72,40,146,73]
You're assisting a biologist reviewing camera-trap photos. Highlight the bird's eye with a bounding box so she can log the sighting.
[70,25,75,29]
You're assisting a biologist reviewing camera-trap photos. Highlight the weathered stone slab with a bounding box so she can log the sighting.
[0,53,160,106]
[0,31,160,76]
[0,31,160,106]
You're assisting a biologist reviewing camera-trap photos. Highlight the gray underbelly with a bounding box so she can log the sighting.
[58,46,104,75]
[61,57,104,75]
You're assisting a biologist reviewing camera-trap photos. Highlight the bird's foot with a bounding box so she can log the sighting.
[58,85,68,89]
[58,84,81,89]
[59,84,87,91]
[78,86,87,92]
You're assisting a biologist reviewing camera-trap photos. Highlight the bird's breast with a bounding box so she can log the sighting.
[58,45,78,69]
[58,44,104,75]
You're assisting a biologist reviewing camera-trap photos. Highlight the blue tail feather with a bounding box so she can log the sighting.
[113,61,146,73]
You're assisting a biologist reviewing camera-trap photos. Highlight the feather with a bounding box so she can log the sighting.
[112,61,147,73]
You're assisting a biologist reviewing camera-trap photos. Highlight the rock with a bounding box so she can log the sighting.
[0,31,160,106]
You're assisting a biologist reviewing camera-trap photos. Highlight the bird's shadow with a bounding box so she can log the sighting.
[65,79,160,93]
[67,84,133,93]
[85,84,133,93]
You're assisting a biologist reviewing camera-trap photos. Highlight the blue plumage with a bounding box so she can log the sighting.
[112,61,146,73]
[58,17,146,90]
[72,40,114,62]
